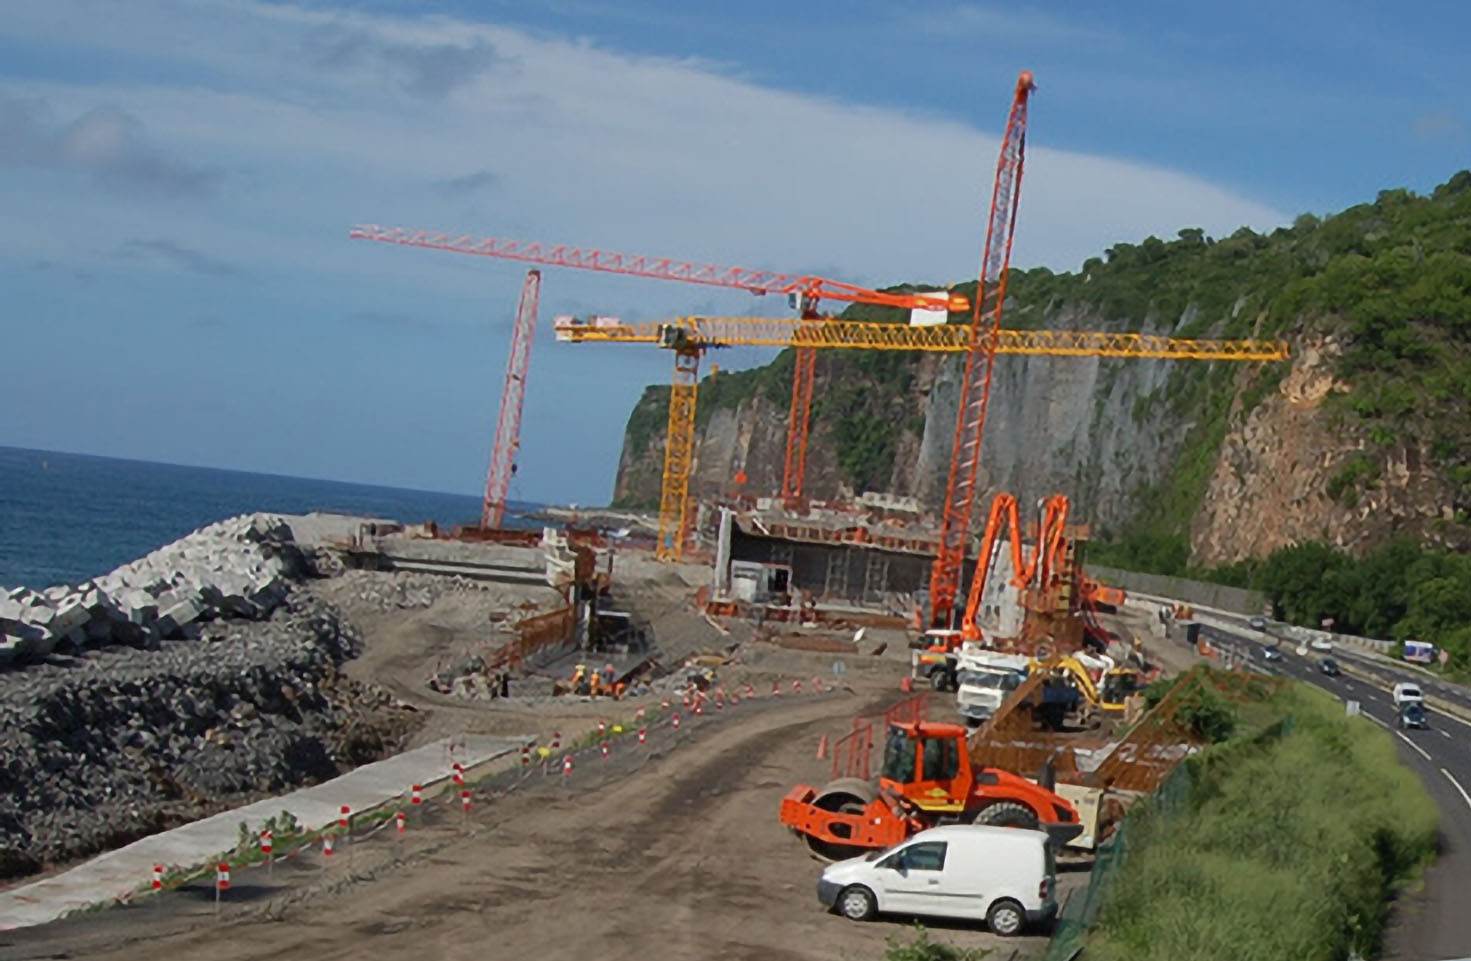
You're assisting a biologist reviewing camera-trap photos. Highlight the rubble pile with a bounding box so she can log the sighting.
[331,570,498,613]
[0,514,304,666]
[0,593,416,879]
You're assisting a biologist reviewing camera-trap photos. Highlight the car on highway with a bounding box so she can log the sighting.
[1310,637,1333,652]
[818,825,1057,935]
[1319,658,1340,676]
[1249,616,1267,630]
[1262,645,1283,662]
[1398,701,1429,730]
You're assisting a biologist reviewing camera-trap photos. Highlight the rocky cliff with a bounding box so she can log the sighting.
[613,172,1471,568]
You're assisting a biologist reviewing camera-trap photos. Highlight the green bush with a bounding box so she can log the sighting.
[1085,685,1437,961]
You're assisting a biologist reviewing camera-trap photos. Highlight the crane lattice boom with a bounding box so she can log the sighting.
[553,316,1290,361]
[483,270,541,528]
[931,70,1035,629]
[349,225,961,313]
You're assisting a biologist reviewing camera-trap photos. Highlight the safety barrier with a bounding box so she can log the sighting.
[105,673,845,920]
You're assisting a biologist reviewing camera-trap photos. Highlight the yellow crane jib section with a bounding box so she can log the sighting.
[553,317,1291,362]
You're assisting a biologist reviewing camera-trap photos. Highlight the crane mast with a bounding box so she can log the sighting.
[931,70,1036,629]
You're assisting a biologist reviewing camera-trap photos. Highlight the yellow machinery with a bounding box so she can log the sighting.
[556,317,1291,562]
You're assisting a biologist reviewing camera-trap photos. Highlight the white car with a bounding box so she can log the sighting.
[1310,637,1333,652]
[817,825,1057,935]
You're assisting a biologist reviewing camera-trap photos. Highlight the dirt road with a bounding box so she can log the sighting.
[4,691,1065,961]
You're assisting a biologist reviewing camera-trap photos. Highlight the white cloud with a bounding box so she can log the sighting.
[0,1,1288,501]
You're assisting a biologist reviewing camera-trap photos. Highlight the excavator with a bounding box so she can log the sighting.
[779,715,1083,860]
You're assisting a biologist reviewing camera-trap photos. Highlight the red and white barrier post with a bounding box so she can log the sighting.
[323,834,335,860]
[411,784,423,806]
[395,809,405,857]
[521,744,531,767]
[151,863,163,893]
[600,741,610,759]
[260,828,273,878]
[638,728,647,745]
[215,863,229,913]
[562,755,573,776]
[461,789,471,830]
[551,731,562,750]
[452,762,465,786]
[672,712,681,731]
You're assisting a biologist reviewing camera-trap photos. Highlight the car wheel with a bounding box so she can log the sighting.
[987,898,1026,936]
[837,884,877,921]
[930,670,950,692]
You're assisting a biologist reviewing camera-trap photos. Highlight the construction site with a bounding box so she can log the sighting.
[0,71,1306,961]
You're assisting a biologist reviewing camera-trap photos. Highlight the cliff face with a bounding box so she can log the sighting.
[613,172,1471,567]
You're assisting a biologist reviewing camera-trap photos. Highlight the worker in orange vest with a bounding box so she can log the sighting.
[602,663,616,690]
[589,671,602,697]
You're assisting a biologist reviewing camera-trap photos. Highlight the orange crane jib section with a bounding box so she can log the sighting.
[482,269,541,528]
[347,226,964,313]
[960,493,1069,642]
[932,70,1036,630]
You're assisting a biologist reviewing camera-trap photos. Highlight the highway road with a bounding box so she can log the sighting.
[1199,619,1471,961]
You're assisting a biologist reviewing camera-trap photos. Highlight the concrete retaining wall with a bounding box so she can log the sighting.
[1089,564,1267,616]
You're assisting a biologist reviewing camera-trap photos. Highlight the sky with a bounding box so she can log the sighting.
[2,1,1467,505]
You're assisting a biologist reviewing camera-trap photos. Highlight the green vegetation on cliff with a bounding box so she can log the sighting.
[617,170,1471,553]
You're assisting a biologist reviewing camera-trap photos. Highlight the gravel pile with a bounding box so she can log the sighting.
[0,593,417,880]
[328,570,501,612]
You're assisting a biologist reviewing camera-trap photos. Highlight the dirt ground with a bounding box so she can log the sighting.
[1,553,1185,961]
[3,678,1079,961]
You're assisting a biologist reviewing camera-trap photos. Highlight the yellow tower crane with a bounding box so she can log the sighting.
[555,317,1291,562]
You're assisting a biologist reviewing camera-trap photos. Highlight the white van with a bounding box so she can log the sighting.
[1392,682,1425,707]
[817,825,1056,935]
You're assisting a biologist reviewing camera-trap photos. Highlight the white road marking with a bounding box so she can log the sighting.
[1396,731,1433,761]
[1432,708,1471,732]
[1441,768,1471,813]
[1442,729,1454,739]
[1364,713,1388,729]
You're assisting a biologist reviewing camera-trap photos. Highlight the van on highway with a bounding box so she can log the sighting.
[1392,683,1425,707]
[817,824,1056,936]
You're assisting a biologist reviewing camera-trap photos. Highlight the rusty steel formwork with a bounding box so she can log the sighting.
[481,605,577,672]
[969,664,1284,795]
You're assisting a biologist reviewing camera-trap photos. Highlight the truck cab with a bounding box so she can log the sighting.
[954,646,1031,725]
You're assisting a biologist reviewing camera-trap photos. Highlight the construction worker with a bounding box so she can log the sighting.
[589,671,602,697]
[602,663,616,690]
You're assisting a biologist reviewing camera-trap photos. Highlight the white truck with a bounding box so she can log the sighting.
[954,645,1032,726]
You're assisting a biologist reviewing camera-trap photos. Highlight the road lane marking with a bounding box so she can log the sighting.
[1441,769,1471,812]
[1364,713,1388,729]
[1442,729,1454,739]
[1396,731,1433,761]
[1432,708,1471,732]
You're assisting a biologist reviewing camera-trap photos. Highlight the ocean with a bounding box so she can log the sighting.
[0,447,542,590]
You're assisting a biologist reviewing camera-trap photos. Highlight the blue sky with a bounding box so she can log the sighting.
[2,1,1467,506]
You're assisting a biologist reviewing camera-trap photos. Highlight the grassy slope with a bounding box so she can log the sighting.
[1086,682,1437,961]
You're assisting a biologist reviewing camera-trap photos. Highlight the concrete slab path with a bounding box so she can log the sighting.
[0,733,527,930]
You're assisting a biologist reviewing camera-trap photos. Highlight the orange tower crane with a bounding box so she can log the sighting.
[346,229,965,511]
[481,269,541,528]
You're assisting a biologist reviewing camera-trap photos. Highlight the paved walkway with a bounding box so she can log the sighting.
[0,734,527,930]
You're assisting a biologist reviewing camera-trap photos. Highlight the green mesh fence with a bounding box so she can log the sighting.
[1042,763,1192,961]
